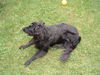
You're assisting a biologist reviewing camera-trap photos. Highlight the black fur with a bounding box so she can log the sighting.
[19,21,81,66]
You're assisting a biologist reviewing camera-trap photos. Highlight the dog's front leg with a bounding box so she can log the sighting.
[19,39,34,49]
[24,50,47,66]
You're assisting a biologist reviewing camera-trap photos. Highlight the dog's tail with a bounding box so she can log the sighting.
[78,36,81,44]
[72,36,81,49]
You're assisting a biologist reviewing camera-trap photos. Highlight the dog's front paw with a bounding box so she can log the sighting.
[60,54,69,62]
[24,61,31,67]
[19,45,27,49]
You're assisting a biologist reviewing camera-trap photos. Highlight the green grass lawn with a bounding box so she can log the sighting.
[0,0,100,75]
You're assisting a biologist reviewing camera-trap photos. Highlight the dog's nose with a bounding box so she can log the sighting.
[22,28,25,32]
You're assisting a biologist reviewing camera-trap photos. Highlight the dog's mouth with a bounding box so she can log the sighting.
[22,28,33,36]
[24,31,33,36]
[27,32,33,36]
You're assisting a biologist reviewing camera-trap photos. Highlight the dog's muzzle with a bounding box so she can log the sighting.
[22,27,33,36]
[22,27,27,32]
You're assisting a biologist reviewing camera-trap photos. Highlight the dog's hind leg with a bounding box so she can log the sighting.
[24,50,47,66]
[60,36,81,62]
[60,41,74,62]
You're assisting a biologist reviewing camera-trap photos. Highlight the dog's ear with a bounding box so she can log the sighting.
[38,21,45,26]
[32,21,45,26]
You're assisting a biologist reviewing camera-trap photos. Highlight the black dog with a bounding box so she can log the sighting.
[19,21,81,66]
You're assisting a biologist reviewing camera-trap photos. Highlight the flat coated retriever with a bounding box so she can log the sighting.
[19,21,81,66]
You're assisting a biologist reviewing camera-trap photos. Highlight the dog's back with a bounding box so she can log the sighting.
[47,23,79,37]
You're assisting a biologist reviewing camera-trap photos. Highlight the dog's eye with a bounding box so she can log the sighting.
[29,25,32,27]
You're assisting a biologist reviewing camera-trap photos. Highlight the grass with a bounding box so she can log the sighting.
[0,0,100,75]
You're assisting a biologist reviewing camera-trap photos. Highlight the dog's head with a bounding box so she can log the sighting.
[22,21,45,36]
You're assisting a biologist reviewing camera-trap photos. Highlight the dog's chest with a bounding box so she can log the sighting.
[35,41,46,49]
